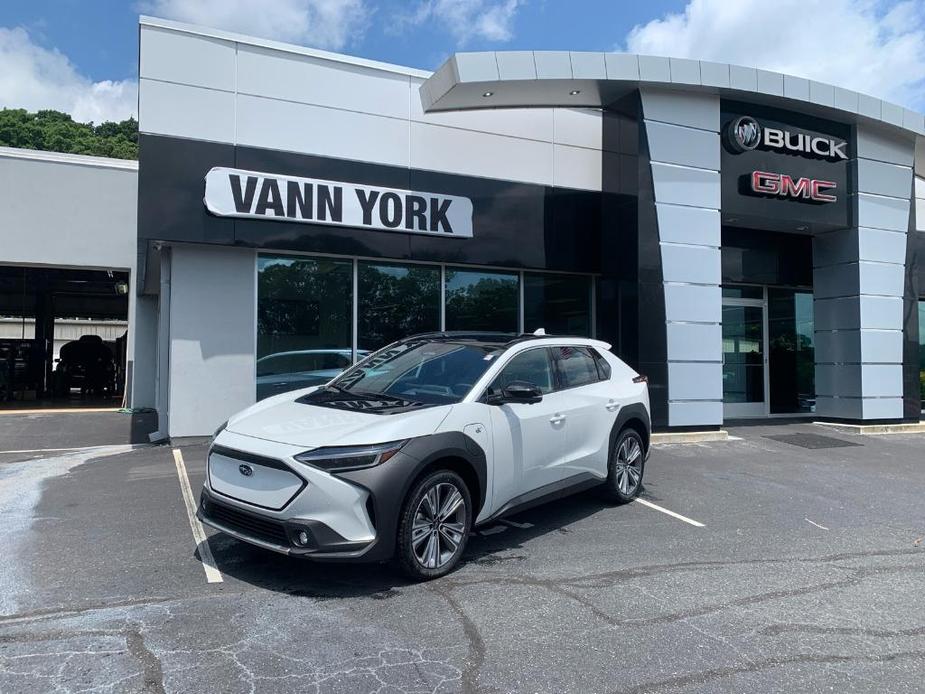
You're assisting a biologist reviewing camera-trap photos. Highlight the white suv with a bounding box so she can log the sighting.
[199,332,651,580]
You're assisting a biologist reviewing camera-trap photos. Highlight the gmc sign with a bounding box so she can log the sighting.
[749,170,837,203]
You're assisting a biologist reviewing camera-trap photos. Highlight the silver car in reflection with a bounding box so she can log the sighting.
[256,349,369,400]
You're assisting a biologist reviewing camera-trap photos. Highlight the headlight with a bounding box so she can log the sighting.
[294,439,409,473]
[211,420,228,443]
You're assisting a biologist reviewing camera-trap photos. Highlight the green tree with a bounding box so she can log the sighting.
[0,108,138,160]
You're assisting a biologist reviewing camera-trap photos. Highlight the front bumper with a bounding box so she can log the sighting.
[199,430,391,561]
[197,487,376,560]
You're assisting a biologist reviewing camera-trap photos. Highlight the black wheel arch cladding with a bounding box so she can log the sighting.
[335,431,487,559]
[613,403,651,452]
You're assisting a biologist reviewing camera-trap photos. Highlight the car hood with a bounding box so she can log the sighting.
[225,388,453,449]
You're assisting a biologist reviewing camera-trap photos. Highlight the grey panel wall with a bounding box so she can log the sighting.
[640,88,723,426]
[813,125,915,420]
[167,245,257,437]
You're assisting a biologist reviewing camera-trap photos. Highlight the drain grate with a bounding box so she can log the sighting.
[764,433,862,449]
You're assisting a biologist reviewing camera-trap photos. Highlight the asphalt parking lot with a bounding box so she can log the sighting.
[0,416,923,693]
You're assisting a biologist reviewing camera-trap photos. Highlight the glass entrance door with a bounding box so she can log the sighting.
[722,295,768,418]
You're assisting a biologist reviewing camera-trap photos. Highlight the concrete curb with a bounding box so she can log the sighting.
[813,421,925,435]
[651,430,730,445]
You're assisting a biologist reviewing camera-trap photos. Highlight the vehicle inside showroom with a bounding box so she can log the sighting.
[130,16,925,438]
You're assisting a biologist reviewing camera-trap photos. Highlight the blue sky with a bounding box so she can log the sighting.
[0,0,923,123]
[0,0,680,83]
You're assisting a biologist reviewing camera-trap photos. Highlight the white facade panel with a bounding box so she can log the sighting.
[236,94,410,168]
[168,245,257,438]
[645,121,720,170]
[553,108,602,150]
[655,204,721,247]
[0,152,137,270]
[667,363,723,401]
[139,78,235,143]
[410,122,554,186]
[650,163,721,209]
[140,26,235,91]
[553,144,601,191]
[237,45,412,120]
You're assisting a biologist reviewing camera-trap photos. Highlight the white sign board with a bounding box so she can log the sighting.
[204,167,473,238]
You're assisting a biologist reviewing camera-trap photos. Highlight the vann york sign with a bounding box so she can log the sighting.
[204,167,474,238]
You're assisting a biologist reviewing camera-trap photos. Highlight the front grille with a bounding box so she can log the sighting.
[202,496,290,547]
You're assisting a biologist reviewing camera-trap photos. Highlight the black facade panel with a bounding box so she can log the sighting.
[720,101,850,233]
[138,134,602,273]
[903,195,922,418]
[138,135,235,245]
[721,227,813,287]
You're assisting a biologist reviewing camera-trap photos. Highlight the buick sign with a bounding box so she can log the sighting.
[727,116,762,153]
[724,117,848,160]
[204,167,474,238]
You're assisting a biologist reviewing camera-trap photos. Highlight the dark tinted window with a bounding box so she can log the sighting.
[591,348,612,379]
[553,346,601,389]
[445,268,519,332]
[488,348,554,394]
[358,262,440,351]
[257,255,353,400]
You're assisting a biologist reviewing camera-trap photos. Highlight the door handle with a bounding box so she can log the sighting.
[549,414,566,424]
[605,402,620,412]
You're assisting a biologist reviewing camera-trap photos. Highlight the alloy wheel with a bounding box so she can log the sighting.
[411,482,467,570]
[613,435,643,496]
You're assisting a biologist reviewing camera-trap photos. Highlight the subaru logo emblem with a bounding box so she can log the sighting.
[239,464,254,477]
[726,116,761,153]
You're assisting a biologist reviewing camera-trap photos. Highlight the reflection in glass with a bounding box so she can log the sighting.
[524,273,591,336]
[445,268,519,332]
[256,255,353,400]
[768,289,815,413]
[722,285,763,300]
[722,305,764,403]
[358,262,440,351]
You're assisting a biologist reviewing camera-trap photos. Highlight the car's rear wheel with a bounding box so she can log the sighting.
[604,428,645,503]
[397,470,472,581]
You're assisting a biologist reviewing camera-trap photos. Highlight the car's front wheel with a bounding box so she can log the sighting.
[397,470,472,580]
[603,428,645,503]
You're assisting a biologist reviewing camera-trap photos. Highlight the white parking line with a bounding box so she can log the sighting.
[634,498,705,527]
[805,518,829,530]
[171,448,223,583]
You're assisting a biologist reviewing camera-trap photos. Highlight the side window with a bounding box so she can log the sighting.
[488,348,555,395]
[590,348,612,380]
[553,346,601,389]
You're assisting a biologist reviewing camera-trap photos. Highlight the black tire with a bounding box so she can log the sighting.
[397,470,472,581]
[603,427,645,504]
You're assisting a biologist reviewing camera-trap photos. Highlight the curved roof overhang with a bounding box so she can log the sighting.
[420,51,925,173]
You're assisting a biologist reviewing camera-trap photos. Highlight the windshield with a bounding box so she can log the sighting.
[302,340,502,411]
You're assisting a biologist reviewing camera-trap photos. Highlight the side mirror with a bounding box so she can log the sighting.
[500,381,543,404]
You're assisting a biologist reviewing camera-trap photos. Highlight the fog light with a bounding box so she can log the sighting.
[296,530,310,546]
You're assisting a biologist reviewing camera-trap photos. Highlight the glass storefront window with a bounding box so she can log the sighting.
[256,255,353,400]
[768,289,815,414]
[445,268,519,332]
[722,285,763,300]
[524,273,592,336]
[358,262,440,352]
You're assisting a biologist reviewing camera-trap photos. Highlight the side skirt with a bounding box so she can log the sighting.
[476,472,604,527]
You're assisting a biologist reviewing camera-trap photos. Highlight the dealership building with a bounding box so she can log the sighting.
[2,16,925,437]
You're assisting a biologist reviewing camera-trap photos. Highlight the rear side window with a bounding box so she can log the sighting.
[488,348,555,395]
[590,348,612,380]
[552,346,601,389]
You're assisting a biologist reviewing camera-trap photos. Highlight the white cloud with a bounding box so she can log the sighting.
[0,27,137,122]
[400,0,525,45]
[624,0,925,110]
[142,0,370,50]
